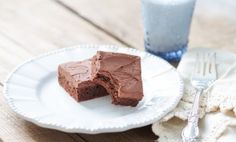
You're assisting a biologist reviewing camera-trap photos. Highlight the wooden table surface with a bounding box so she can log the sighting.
[0,0,236,141]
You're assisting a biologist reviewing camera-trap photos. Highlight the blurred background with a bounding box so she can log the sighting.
[1,0,236,78]
[0,0,236,142]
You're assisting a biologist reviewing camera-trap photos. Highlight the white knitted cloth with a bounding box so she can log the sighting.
[152,48,236,142]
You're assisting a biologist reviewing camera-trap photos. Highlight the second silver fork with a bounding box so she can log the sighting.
[181,52,217,142]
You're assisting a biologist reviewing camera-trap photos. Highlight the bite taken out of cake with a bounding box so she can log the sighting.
[92,51,143,107]
[58,51,144,107]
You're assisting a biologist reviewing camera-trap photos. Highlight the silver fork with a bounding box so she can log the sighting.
[181,52,217,142]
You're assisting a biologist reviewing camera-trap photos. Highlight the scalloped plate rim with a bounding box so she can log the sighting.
[3,44,184,134]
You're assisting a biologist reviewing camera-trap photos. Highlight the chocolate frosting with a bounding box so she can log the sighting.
[59,60,92,87]
[94,51,143,100]
[58,59,108,102]
[58,51,143,106]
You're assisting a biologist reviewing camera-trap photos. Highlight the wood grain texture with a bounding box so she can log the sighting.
[58,0,236,52]
[0,87,85,142]
[190,0,236,52]
[0,0,157,142]
[0,34,33,82]
[0,0,123,82]
[0,0,122,51]
[56,0,144,50]
[55,0,133,48]
[1,0,235,141]
[80,126,156,142]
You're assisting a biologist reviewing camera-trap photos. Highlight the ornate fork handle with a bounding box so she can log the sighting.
[182,89,203,142]
[182,52,217,142]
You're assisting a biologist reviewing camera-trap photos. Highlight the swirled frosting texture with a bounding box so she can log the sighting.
[94,51,143,101]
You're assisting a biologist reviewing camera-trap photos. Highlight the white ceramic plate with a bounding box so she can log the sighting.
[3,45,183,134]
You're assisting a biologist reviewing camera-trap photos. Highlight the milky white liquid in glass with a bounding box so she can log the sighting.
[141,0,196,61]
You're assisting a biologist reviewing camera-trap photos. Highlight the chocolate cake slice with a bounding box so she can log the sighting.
[92,51,143,107]
[58,59,108,102]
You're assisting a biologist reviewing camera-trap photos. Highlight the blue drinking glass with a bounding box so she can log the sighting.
[141,0,196,62]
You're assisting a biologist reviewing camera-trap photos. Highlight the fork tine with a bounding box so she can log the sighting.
[199,53,205,75]
[205,53,211,75]
[194,53,200,74]
[210,52,217,77]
